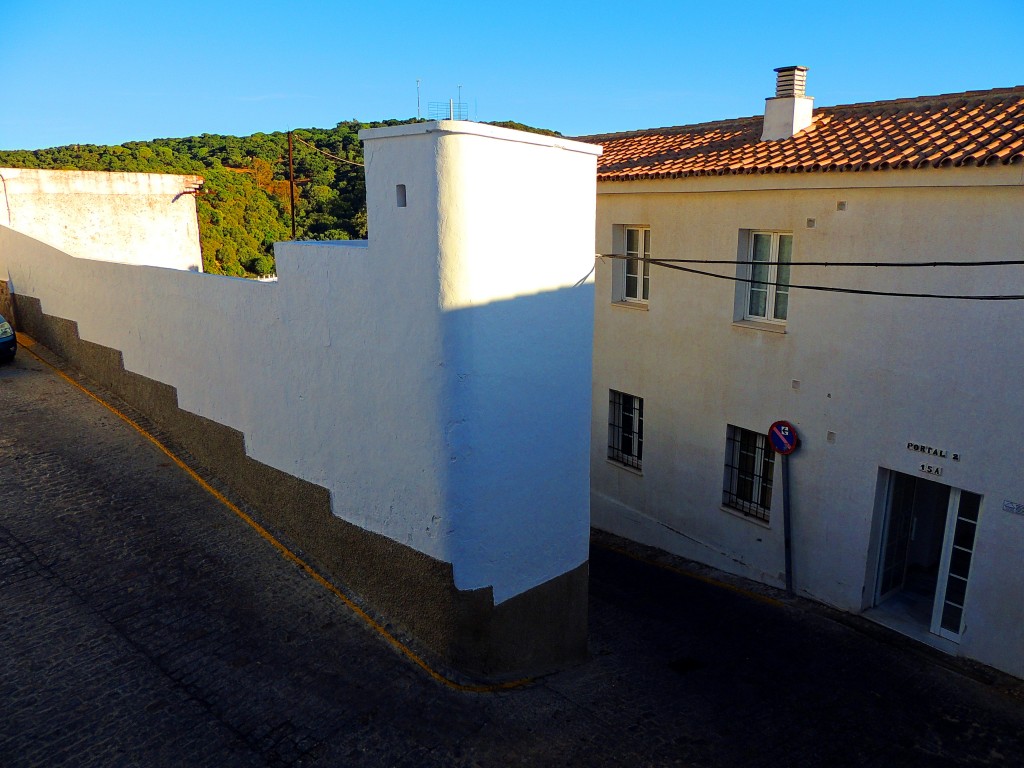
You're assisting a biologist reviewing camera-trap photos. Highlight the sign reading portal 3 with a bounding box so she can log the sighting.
[907,441,961,477]
[906,441,961,462]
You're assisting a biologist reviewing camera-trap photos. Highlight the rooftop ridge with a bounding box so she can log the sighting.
[576,115,762,143]
[576,85,1024,144]
[823,84,1024,112]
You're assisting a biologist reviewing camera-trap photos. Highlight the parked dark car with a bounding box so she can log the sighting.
[0,314,16,362]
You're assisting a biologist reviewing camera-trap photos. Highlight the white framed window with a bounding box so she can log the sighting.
[608,390,643,470]
[612,226,650,304]
[722,425,775,522]
[744,231,792,322]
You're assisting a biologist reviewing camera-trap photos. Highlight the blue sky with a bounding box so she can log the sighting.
[2,0,1022,150]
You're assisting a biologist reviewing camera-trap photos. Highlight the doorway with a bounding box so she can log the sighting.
[873,471,981,642]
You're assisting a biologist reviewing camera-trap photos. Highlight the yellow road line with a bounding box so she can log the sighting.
[18,335,529,693]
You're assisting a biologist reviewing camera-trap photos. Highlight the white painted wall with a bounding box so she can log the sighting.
[591,168,1024,677]
[762,95,814,140]
[0,121,600,604]
[0,168,203,271]
[361,122,599,598]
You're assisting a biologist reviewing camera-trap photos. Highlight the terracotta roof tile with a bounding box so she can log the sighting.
[579,87,1024,181]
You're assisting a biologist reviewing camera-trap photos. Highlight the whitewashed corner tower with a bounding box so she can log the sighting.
[273,120,602,675]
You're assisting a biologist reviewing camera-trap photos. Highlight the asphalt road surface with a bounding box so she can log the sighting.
[2,341,1023,767]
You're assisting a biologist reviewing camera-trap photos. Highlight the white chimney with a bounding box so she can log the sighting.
[761,66,813,141]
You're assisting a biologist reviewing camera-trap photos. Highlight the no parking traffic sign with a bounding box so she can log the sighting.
[770,420,799,595]
[768,420,800,455]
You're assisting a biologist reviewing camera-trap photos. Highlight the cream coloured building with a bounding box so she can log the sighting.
[581,69,1024,678]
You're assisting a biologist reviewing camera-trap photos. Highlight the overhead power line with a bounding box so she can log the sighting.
[624,257,1024,268]
[596,254,1024,301]
[291,135,364,167]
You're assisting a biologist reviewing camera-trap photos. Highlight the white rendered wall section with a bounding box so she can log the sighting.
[0,168,203,271]
[362,121,601,600]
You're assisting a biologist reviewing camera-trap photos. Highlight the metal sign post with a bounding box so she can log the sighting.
[769,421,800,595]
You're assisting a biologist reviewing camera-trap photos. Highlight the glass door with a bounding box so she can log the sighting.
[877,472,917,602]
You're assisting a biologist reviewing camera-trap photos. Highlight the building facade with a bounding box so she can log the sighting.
[583,69,1024,678]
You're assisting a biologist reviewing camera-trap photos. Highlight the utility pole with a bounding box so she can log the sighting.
[288,131,296,240]
[416,79,421,119]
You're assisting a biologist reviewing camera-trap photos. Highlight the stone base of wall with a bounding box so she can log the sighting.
[15,294,588,680]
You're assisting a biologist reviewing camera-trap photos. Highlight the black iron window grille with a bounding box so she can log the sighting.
[723,425,775,522]
[608,390,643,470]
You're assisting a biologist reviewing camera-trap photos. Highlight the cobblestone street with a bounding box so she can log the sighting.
[2,341,1024,767]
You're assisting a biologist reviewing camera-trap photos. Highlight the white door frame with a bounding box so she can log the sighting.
[931,488,961,639]
[875,471,980,642]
